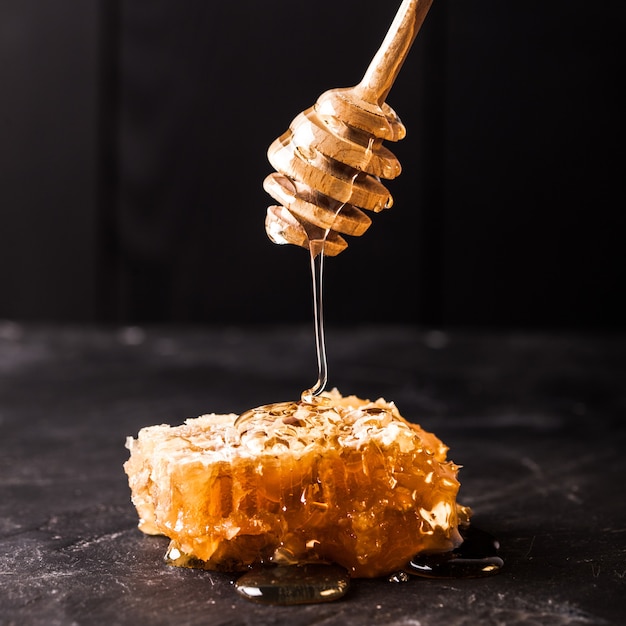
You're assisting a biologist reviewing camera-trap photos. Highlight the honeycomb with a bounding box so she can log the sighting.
[124,389,466,578]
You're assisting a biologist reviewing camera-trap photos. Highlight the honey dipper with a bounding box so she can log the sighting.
[264,0,433,256]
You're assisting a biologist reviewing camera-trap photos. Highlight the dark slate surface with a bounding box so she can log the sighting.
[1,322,625,625]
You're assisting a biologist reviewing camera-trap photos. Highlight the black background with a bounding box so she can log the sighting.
[1,0,624,330]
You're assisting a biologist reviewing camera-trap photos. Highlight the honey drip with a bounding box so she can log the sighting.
[239,194,344,424]
[302,240,329,401]
[300,180,357,403]
[235,231,334,428]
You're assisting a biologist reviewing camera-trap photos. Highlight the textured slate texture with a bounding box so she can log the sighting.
[1,323,624,625]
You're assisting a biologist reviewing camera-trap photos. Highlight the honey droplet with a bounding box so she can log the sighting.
[387,570,410,583]
[165,544,214,570]
[234,563,350,605]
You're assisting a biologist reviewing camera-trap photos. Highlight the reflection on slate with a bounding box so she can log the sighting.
[1,323,625,624]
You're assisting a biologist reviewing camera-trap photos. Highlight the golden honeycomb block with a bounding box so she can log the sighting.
[124,390,466,578]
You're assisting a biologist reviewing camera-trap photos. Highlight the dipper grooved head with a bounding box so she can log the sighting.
[264,0,433,255]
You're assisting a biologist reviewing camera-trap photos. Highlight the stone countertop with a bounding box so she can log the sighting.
[1,323,625,625]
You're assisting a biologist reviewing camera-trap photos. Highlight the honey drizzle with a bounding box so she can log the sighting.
[301,240,328,402]
[235,216,337,428]
[299,170,362,405]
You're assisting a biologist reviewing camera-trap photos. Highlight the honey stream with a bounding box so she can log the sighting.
[301,237,329,402]
[236,197,350,429]
[297,170,364,405]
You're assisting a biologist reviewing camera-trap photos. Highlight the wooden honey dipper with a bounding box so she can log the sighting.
[264,0,433,256]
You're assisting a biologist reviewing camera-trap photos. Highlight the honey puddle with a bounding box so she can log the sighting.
[234,525,503,605]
